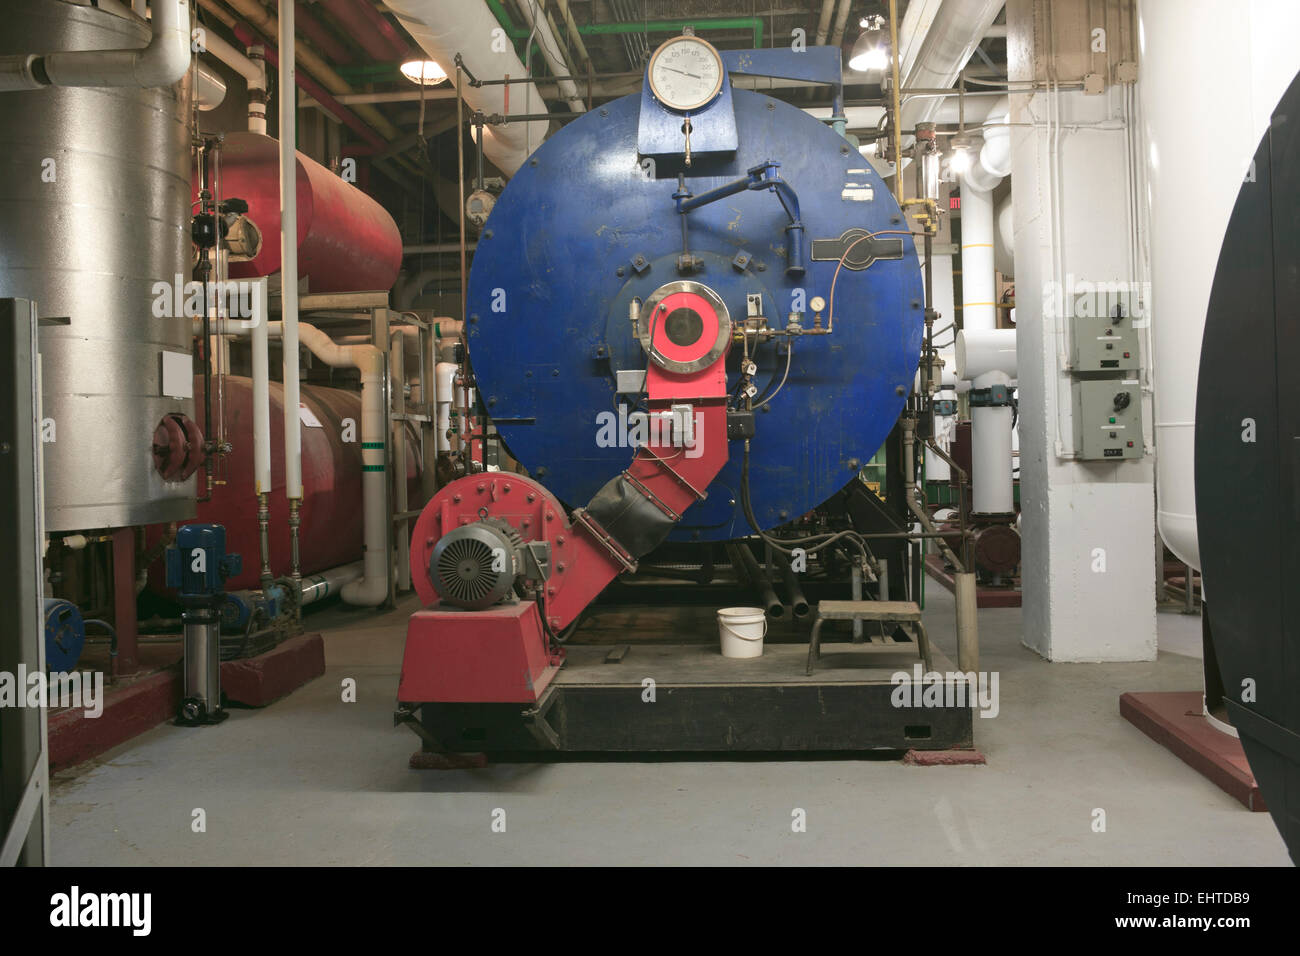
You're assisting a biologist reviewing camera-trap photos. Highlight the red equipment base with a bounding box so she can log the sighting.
[399,601,564,705]
[50,634,326,773]
[924,553,1022,608]
[1120,690,1266,811]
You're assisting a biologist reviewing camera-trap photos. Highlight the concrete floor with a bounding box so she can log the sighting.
[49,586,1291,865]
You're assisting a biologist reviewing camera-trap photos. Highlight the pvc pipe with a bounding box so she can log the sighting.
[295,325,388,607]
[0,0,190,90]
[279,3,302,503]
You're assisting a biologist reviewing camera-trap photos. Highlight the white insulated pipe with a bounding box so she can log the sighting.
[435,362,458,453]
[251,282,272,495]
[195,62,227,110]
[897,0,1005,139]
[278,3,302,503]
[201,30,268,134]
[385,0,551,175]
[0,0,191,90]
[300,562,365,606]
[957,328,1017,515]
[295,325,388,607]
[958,143,1016,516]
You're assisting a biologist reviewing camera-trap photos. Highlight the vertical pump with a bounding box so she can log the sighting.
[167,524,241,725]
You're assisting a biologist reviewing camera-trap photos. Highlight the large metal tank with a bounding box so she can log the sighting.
[213,131,403,293]
[147,375,424,593]
[469,88,924,540]
[0,0,194,531]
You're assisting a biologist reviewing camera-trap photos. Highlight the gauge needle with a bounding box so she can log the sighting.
[663,66,702,79]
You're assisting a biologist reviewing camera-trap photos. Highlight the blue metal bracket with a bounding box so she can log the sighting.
[637,66,737,162]
[675,161,806,276]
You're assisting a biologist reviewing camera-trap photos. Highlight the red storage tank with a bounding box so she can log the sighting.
[149,375,423,593]
[201,131,402,293]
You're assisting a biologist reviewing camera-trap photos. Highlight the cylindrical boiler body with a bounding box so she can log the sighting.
[0,0,195,531]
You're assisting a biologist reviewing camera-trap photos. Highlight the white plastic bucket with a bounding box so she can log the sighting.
[717,607,767,658]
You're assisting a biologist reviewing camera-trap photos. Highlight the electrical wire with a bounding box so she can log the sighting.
[751,339,792,410]
[826,229,924,331]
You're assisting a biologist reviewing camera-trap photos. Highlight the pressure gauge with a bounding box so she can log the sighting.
[810,296,827,312]
[648,35,724,112]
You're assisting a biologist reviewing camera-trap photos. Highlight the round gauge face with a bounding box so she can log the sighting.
[648,35,724,112]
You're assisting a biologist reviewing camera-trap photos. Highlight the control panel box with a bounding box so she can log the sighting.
[1068,297,1141,372]
[1072,380,1143,460]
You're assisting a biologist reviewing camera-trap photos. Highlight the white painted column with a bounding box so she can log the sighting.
[1008,0,1155,661]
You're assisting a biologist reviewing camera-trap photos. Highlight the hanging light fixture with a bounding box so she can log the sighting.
[848,15,889,81]
[400,59,448,86]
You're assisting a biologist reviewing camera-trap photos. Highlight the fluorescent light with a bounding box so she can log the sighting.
[400,59,447,86]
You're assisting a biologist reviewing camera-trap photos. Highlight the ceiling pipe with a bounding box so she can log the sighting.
[514,0,586,113]
[342,0,414,60]
[219,0,403,142]
[386,0,550,176]
[318,0,404,63]
[898,0,1005,135]
[813,0,836,46]
[828,0,854,48]
[201,29,267,133]
[231,23,385,149]
[294,1,356,65]
[0,0,190,90]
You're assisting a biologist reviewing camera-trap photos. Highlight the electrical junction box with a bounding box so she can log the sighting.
[1068,294,1141,372]
[1072,379,1143,460]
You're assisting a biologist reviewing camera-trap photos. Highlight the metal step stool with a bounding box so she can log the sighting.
[805,600,933,675]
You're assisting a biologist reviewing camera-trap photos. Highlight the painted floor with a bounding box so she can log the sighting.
[49,586,1291,866]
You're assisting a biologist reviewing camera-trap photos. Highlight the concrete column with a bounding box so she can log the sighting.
[1008,0,1156,660]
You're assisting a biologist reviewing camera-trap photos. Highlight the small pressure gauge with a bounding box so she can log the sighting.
[810,296,827,312]
[648,35,725,112]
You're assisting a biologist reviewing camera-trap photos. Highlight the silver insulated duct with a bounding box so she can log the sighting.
[0,0,195,531]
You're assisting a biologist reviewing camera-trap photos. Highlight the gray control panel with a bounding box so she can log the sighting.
[1072,380,1143,460]
[1068,297,1141,372]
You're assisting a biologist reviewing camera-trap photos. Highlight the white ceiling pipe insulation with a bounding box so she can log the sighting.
[1138,0,1300,571]
[513,0,584,113]
[386,0,551,176]
[897,0,1006,139]
[0,0,191,90]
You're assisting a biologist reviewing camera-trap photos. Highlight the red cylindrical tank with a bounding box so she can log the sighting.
[148,375,423,592]
[201,131,402,293]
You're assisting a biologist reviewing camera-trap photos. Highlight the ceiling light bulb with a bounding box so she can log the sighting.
[400,59,447,86]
